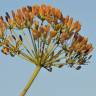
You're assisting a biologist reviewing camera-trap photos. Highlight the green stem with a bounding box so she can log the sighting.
[20,65,41,96]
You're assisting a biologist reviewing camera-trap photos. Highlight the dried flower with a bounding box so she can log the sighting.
[0,4,91,70]
[0,4,93,96]
[0,17,6,38]
[1,47,9,55]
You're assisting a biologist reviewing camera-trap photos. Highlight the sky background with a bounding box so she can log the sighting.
[0,0,96,96]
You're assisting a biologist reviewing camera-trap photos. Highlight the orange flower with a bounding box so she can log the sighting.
[54,8,61,19]
[12,11,21,24]
[44,7,50,16]
[21,7,28,19]
[0,17,6,38]
[55,24,62,31]
[37,29,41,38]
[78,44,86,53]
[1,47,9,55]
[74,38,87,51]
[43,24,50,33]
[39,7,44,16]
[34,20,39,29]
[63,16,69,24]
[28,12,34,23]
[74,43,81,51]
[0,30,3,38]
[45,16,52,23]
[66,17,73,27]
[69,35,92,54]
[40,4,47,16]
[32,28,41,39]
[80,37,88,45]
[47,5,53,16]
[76,34,83,42]
[17,9,23,20]
[60,32,69,43]
[22,7,32,22]
[1,39,9,47]
[85,44,93,54]
[41,4,46,10]
[50,31,57,37]
[69,21,81,33]
[32,29,37,39]
[41,25,50,38]
[32,5,39,16]
[75,22,81,32]
[69,22,76,32]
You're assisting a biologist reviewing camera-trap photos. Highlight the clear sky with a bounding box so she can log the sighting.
[0,0,96,96]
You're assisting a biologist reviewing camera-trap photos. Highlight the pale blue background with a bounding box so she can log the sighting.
[0,0,96,96]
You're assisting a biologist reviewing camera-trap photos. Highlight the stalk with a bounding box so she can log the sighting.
[20,65,41,96]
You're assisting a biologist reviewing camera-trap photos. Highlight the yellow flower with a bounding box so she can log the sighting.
[8,19,17,28]
[55,24,62,31]
[34,20,39,29]
[1,47,9,55]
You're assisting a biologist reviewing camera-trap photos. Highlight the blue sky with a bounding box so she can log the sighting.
[0,0,96,96]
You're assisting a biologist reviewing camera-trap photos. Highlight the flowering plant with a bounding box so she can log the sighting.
[0,4,93,96]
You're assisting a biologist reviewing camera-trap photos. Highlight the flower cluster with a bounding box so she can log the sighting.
[65,33,93,69]
[4,4,62,30]
[0,4,93,71]
[0,16,6,38]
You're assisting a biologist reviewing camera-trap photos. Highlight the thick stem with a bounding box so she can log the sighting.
[20,65,41,96]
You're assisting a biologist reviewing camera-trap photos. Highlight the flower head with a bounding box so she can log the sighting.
[0,4,93,71]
